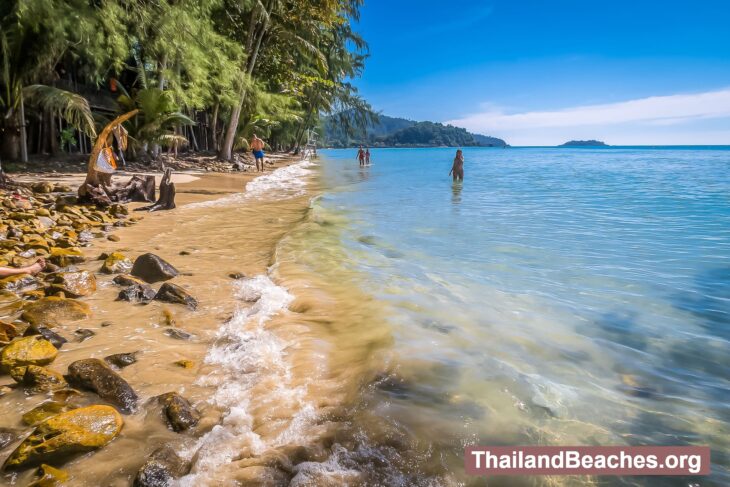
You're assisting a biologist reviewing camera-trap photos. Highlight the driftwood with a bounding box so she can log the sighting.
[135,168,176,212]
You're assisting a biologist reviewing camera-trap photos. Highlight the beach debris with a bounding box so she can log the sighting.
[117,283,157,303]
[136,167,176,212]
[104,352,138,369]
[131,253,179,283]
[154,282,197,310]
[0,336,58,371]
[73,328,96,342]
[27,464,70,487]
[2,405,123,470]
[66,358,138,414]
[100,252,133,274]
[155,392,200,432]
[133,445,190,487]
[21,296,91,326]
[49,271,96,298]
[23,325,68,349]
[163,328,193,341]
[12,365,68,393]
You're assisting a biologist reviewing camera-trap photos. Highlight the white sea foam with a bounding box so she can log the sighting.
[176,275,316,486]
[185,158,315,209]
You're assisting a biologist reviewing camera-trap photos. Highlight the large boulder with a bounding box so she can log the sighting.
[100,252,132,274]
[156,392,200,433]
[154,283,197,310]
[2,405,123,471]
[0,336,58,372]
[21,297,91,327]
[66,359,138,414]
[133,445,189,487]
[50,271,96,298]
[131,253,178,284]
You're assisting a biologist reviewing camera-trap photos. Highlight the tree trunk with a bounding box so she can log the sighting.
[19,89,28,163]
[210,102,219,151]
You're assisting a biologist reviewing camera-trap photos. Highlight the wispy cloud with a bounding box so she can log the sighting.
[447,88,730,137]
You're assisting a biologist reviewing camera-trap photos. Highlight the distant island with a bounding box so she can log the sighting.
[321,113,508,148]
[559,140,608,147]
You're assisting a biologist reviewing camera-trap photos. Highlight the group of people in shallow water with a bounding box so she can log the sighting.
[356,147,465,182]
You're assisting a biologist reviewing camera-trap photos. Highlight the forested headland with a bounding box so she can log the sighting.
[0,0,372,167]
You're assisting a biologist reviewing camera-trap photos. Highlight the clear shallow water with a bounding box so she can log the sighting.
[314,147,730,486]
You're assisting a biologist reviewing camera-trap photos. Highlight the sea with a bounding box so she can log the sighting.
[285,146,730,486]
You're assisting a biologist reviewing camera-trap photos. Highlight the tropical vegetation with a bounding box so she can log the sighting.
[0,0,372,164]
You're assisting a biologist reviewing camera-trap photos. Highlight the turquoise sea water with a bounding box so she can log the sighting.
[313,147,730,486]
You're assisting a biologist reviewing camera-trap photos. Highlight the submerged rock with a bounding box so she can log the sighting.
[104,352,138,369]
[28,464,69,487]
[131,253,179,283]
[133,445,189,487]
[66,359,138,414]
[2,405,123,470]
[0,336,58,371]
[117,283,156,303]
[21,297,91,327]
[228,272,246,280]
[50,271,96,298]
[0,427,17,449]
[163,328,192,340]
[173,359,194,369]
[156,392,200,432]
[23,325,68,349]
[22,400,76,426]
[100,252,133,274]
[73,328,96,342]
[154,283,197,310]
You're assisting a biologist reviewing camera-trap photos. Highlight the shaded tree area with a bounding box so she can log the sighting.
[0,0,373,167]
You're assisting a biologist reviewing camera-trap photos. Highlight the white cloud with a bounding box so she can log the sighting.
[446,88,730,145]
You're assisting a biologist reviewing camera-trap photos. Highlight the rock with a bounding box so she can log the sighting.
[0,274,39,292]
[22,400,76,426]
[107,234,120,242]
[100,252,133,274]
[0,321,21,344]
[0,427,17,449]
[31,182,55,194]
[179,250,191,256]
[228,272,246,280]
[73,328,95,342]
[24,325,68,349]
[28,463,70,487]
[234,466,290,486]
[156,392,200,432]
[66,359,138,414]
[112,274,147,287]
[100,321,113,327]
[2,405,123,470]
[154,283,197,310]
[50,271,96,298]
[133,445,189,487]
[49,247,85,267]
[104,352,138,369]
[13,365,68,393]
[117,283,156,303]
[163,328,192,340]
[131,253,179,284]
[22,297,91,326]
[173,360,194,369]
[0,336,58,371]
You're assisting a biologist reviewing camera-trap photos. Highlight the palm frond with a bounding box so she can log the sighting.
[23,84,96,137]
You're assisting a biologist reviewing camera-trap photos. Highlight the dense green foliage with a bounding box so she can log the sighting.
[0,0,372,163]
[559,140,608,147]
[322,113,507,148]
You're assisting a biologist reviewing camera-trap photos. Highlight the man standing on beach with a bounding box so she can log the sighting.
[250,134,266,172]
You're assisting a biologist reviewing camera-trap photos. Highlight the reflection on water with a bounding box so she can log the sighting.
[451,181,463,205]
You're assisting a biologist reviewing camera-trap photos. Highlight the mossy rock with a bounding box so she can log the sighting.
[111,274,147,287]
[49,247,85,267]
[50,271,96,298]
[0,274,39,293]
[21,297,91,327]
[100,252,132,274]
[31,182,55,194]
[0,336,58,372]
[12,365,68,394]
[22,400,77,426]
[28,463,70,487]
[0,321,21,344]
[2,405,123,471]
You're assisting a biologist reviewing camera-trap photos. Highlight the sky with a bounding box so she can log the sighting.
[352,0,730,145]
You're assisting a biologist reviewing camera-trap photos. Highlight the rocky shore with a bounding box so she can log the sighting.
[0,182,206,485]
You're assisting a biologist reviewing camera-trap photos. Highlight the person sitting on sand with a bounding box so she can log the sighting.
[0,258,45,277]
[449,149,464,182]
[357,146,365,166]
[250,134,266,172]
[365,148,371,165]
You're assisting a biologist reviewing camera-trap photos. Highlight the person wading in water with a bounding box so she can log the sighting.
[250,134,266,172]
[449,149,464,181]
[357,146,366,166]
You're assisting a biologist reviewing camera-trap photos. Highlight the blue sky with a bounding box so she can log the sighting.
[353,0,730,145]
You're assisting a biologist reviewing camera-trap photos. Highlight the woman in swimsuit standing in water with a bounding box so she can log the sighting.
[449,149,464,181]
